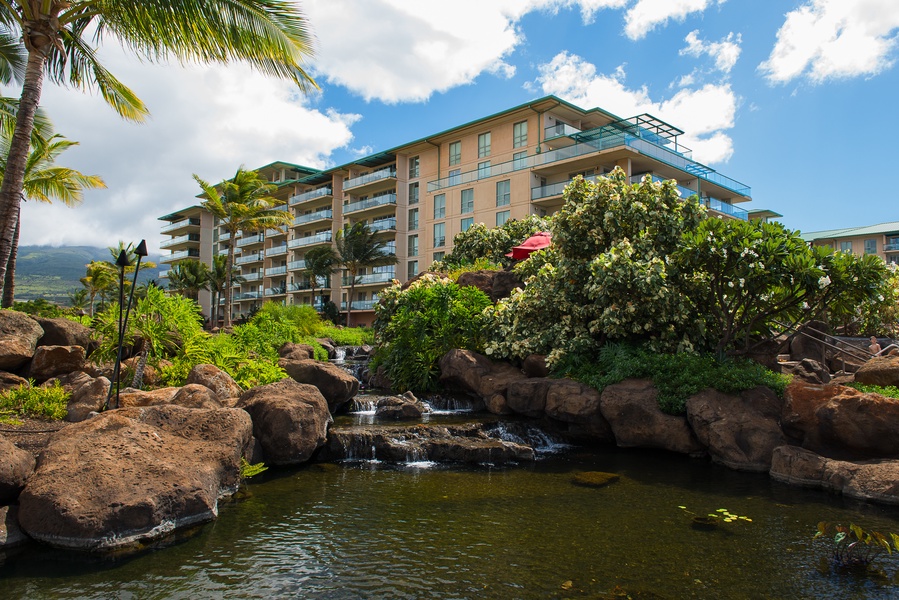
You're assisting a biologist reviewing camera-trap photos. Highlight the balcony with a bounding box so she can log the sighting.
[342,271,396,286]
[161,217,200,234]
[884,243,899,252]
[544,122,582,139]
[266,266,288,276]
[369,217,397,232]
[241,272,263,282]
[343,194,396,215]
[288,259,307,271]
[289,231,332,248]
[157,270,170,279]
[235,253,263,265]
[532,175,600,201]
[290,186,332,206]
[706,197,749,221]
[266,244,288,257]
[266,228,287,237]
[341,299,379,311]
[160,233,200,250]
[294,209,332,226]
[379,242,397,256]
[288,277,328,292]
[265,286,287,297]
[237,233,265,247]
[344,167,396,191]
[160,248,200,264]
[234,291,263,300]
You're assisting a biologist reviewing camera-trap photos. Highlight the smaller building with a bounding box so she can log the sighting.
[801,221,899,264]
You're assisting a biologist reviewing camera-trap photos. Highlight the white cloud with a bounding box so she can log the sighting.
[624,0,725,40]
[13,49,358,250]
[680,30,742,73]
[535,51,737,163]
[760,0,899,83]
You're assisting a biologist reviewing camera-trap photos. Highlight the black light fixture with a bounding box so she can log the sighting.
[104,240,148,411]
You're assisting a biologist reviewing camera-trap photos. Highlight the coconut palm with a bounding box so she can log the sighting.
[303,245,337,313]
[0,130,106,306]
[208,254,244,327]
[195,167,293,327]
[80,261,117,317]
[0,1,318,300]
[335,223,398,327]
[68,288,88,312]
[167,259,210,302]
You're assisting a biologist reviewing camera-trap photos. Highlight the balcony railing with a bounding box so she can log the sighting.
[266,244,288,257]
[161,248,200,263]
[289,231,332,248]
[236,233,265,247]
[234,291,263,300]
[161,217,200,234]
[160,233,200,249]
[157,270,170,279]
[544,123,582,139]
[379,242,396,256]
[265,287,287,297]
[241,272,263,282]
[288,277,328,292]
[884,243,899,252]
[369,218,397,232]
[290,186,332,206]
[531,175,600,201]
[343,194,397,215]
[344,167,396,190]
[235,253,263,265]
[706,198,749,221]
[288,259,307,271]
[294,209,332,226]
[341,299,379,311]
[342,271,396,286]
[266,266,288,276]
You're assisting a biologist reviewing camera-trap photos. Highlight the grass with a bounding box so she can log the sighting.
[0,381,69,424]
[847,382,899,399]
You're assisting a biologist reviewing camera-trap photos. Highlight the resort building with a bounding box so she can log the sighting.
[159,95,754,326]
[801,221,899,265]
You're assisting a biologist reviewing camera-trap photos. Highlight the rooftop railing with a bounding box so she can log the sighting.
[343,193,397,215]
[289,186,332,206]
[161,217,200,234]
[344,167,396,190]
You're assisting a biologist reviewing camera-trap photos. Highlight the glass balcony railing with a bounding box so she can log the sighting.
[369,218,397,232]
[160,233,200,249]
[343,194,397,215]
[342,271,396,286]
[288,277,328,292]
[288,260,307,271]
[378,242,396,256]
[234,291,263,300]
[706,198,749,221]
[161,217,200,234]
[161,249,200,263]
[294,210,332,226]
[531,175,600,201]
[341,299,379,311]
[288,231,332,248]
[266,266,287,276]
[237,233,265,247]
[241,272,263,282]
[884,243,899,252]
[157,270,170,279]
[544,123,582,139]
[266,228,286,237]
[265,245,288,257]
[265,287,287,296]
[344,167,396,190]
[235,253,263,265]
[290,186,332,206]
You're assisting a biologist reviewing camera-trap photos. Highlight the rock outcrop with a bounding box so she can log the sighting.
[278,359,359,413]
[0,310,42,370]
[278,342,316,361]
[35,317,94,351]
[855,356,899,387]
[65,376,111,422]
[17,405,253,551]
[0,436,35,502]
[375,392,426,420]
[235,379,331,465]
[456,269,522,303]
[0,505,28,550]
[26,345,86,382]
[438,349,526,415]
[186,364,242,406]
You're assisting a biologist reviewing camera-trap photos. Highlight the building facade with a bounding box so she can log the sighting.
[159,96,754,326]
[801,222,899,265]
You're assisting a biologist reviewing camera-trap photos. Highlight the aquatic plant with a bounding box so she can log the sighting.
[815,522,899,573]
[240,458,268,479]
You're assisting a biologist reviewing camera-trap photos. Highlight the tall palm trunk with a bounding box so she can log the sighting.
[346,274,357,327]
[2,202,20,308]
[0,42,50,297]
[224,236,235,327]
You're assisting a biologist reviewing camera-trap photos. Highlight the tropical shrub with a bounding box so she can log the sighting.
[317,324,373,346]
[0,381,69,423]
[372,274,492,392]
[12,298,67,318]
[826,262,899,337]
[434,214,550,270]
[847,382,899,399]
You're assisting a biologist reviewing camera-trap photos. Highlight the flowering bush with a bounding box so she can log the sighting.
[825,261,899,337]
[434,214,550,270]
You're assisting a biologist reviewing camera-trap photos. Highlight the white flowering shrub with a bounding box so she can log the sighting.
[434,214,550,270]
[825,257,899,337]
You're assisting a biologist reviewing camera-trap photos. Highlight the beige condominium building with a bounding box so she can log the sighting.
[801,221,899,265]
[159,95,754,326]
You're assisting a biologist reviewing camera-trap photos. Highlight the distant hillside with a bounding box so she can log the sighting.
[13,245,162,304]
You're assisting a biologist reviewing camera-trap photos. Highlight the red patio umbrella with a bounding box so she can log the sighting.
[505,231,552,260]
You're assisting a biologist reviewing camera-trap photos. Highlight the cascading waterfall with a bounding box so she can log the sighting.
[487,421,570,455]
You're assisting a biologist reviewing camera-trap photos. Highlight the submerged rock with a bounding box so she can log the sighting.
[571,471,620,488]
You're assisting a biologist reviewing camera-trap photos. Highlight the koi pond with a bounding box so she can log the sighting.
[2,410,899,599]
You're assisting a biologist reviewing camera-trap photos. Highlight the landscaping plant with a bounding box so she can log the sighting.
[0,380,68,424]
[815,522,899,574]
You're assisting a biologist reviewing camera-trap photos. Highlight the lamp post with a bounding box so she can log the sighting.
[104,240,149,410]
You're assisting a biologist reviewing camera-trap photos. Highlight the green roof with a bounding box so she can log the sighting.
[800,221,899,242]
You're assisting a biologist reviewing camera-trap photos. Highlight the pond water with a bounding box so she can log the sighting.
[2,409,899,599]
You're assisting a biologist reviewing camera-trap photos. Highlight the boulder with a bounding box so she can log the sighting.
[0,505,28,550]
[0,370,28,391]
[456,269,523,303]
[278,342,316,361]
[35,317,94,351]
[315,338,337,359]
[770,445,899,505]
[855,356,899,387]
[17,405,253,550]
[0,435,35,503]
[780,381,844,447]
[544,378,614,443]
[375,392,426,420]
[117,387,180,408]
[66,376,111,422]
[438,350,527,414]
[600,379,704,456]
[235,379,331,465]
[815,387,899,458]
[506,378,554,418]
[789,320,829,363]
[0,310,43,370]
[41,370,92,394]
[482,393,512,415]
[521,354,549,378]
[278,359,358,413]
[169,384,224,410]
[186,364,242,406]
[788,358,831,384]
[685,386,786,472]
[26,345,86,382]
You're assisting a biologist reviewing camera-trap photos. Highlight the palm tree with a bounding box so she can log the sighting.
[208,254,244,327]
[167,260,210,302]
[68,288,88,313]
[195,167,293,327]
[0,2,318,300]
[335,223,398,327]
[303,245,337,313]
[0,130,106,306]
[81,261,117,317]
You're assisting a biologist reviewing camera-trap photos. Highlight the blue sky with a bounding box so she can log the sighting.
[12,0,899,248]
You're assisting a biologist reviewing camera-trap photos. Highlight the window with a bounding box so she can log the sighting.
[408,260,419,278]
[513,120,528,148]
[449,169,461,186]
[496,210,510,226]
[434,223,445,247]
[408,208,419,230]
[434,251,445,262]
[461,188,474,214]
[496,179,510,206]
[434,194,446,219]
[409,156,420,179]
[408,182,419,205]
[408,235,419,257]
[865,239,877,254]
[478,161,491,179]
[461,217,474,232]
[478,132,491,158]
[449,141,461,166]
[513,151,527,170]
[840,241,853,253]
